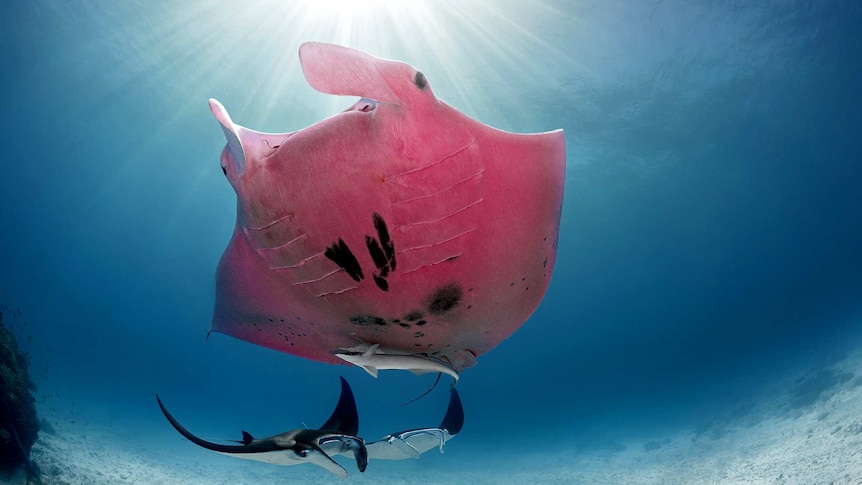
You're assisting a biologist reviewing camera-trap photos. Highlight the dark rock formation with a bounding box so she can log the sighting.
[0,309,40,479]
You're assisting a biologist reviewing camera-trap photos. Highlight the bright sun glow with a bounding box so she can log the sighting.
[58,0,573,220]
[304,0,421,14]
[202,0,568,115]
[116,0,571,139]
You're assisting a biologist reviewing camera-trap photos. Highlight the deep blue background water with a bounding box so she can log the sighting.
[1,0,861,466]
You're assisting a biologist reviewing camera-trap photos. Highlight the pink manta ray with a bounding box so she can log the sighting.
[209,42,565,376]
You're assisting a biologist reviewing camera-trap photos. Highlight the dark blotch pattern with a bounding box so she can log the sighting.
[427,284,463,315]
[366,237,388,271]
[366,212,396,291]
[324,238,364,282]
[373,213,396,267]
[372,274,389,291]
[349,315,387,326]
[405,310,424,322]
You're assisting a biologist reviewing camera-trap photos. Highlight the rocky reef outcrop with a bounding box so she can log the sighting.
[0,309,39,479]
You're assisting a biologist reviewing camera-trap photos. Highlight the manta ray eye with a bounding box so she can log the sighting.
[356,98,376,113]
[221,166,227,176]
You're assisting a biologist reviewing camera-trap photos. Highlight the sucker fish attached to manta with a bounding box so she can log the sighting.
[334,343,460,383]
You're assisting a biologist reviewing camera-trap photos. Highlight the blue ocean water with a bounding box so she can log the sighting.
[1,1,861,483]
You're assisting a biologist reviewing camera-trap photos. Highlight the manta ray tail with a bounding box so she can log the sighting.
[156,395,273,454]
[398,372,442,407]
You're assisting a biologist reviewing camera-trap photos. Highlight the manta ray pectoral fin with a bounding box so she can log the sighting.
[305,443,349,479]
[362,388,465,461]
[408,429,449,454]
[318,377,360,436]
[390,435,422,459]
[366,429,445,460]
[440,388,464,436]
[320,435,368,473]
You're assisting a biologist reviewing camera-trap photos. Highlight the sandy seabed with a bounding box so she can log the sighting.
[4,350,862,485]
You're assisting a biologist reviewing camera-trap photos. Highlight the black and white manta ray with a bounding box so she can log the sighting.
[364,387,464,460]
[156,377,367,478]
[157,377,465,477]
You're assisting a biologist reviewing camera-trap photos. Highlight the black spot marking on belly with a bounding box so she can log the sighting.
[413,331,425,338]
[373,213,395,267]
[398,322,411,329]
[372,274,389,291]
[427,284,463,315]
[366,238,388,271]
[349,315,387,326]
[324,238,364,282]
[365,212,397,291]
[405,310,424,322]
